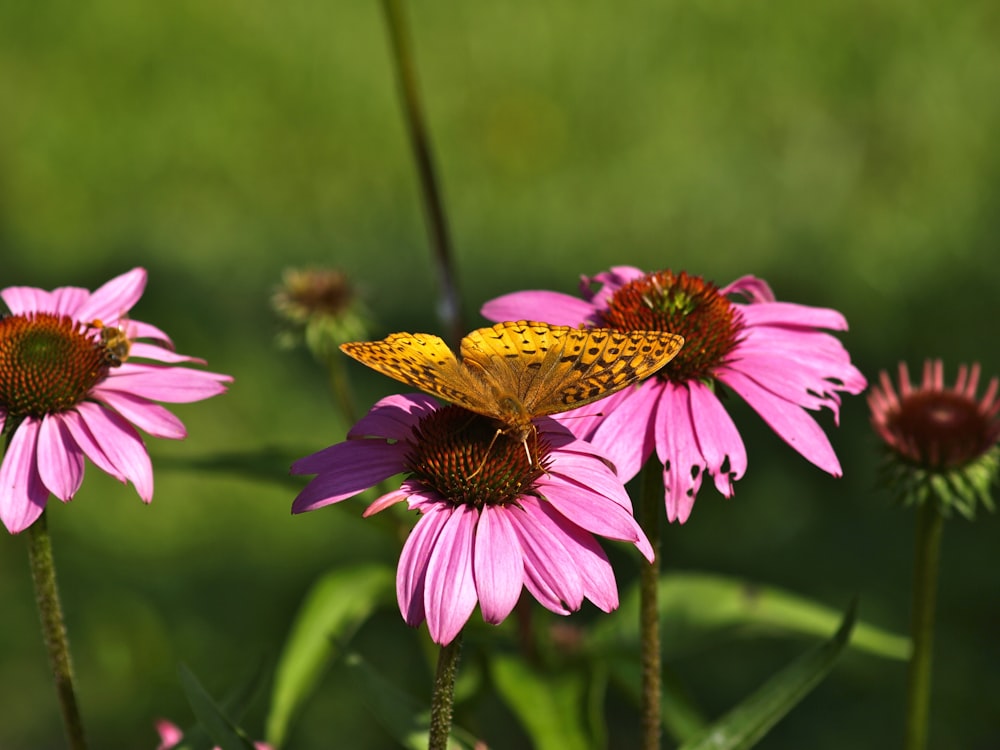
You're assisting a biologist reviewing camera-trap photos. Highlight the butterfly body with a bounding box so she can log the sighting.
[341,321,684,461]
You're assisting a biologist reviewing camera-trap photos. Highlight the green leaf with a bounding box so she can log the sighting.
[677,598,858,750]
[343,651,480,750]
[178,664,258,750]
[589,572,908,660]
[491,653,591,750]
[266,564,395,747]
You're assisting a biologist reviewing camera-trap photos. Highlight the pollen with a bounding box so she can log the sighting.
[597,270,743,383]
[0,312,110,421]
[405,405,547,507]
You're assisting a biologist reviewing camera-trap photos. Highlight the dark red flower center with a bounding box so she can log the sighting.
[596,270,743,383]
[405,406,548,507]
[887,391,996,470]
[0,313,111,423]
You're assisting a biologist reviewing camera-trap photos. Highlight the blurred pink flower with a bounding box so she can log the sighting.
[483,266,867,522]
[0,268,232,533]
[292,393,653,645]
[154,718,272,750]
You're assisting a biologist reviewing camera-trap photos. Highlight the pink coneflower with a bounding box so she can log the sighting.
[482,266,867,523]
[869,360,1000,517]
[291,393,654,646]
[0,268,232,533]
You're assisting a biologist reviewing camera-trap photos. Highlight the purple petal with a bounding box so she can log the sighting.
[130,320,175,348]
[1,286,55,315]
[128,343,198,364]
[37,415,85,501]
[93,390,187,439]
[722,369,843,476]
[584,266,644,307]
[75,402,154,501]
[688,382,747,498]
[480,291,596,326]
[75,268,147,324]
[654,383,704,523]
[739,301,848,331]
[0,419,48,534]
[587,380,661,482]
[348,394,440,441]
[362,488,412,517]
[719,275,776,303]
[540,474,653,562]
[534,501,619,612]
[96,365,232,403]
[473,505,524,624]
[397,505,450,627]
[424,504,479,644]
[547,445,632,511]
[49,287,90,316]
[508,498,584,613]
[60,409,128,483]
[291,440,408,512]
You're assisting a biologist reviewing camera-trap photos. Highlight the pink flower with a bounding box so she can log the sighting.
[291,393,653,645]
[0,268,232,533]
[154,719,273,750]
[482,266,867,523]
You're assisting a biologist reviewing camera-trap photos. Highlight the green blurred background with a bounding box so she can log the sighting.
[2,0,998,747]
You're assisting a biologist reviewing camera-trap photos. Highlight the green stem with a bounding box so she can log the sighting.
[428,633,463,750]
[26,509,88,750]
[638,460,663,750]
[903,500,944,750]
[380,0,464,347]
[325,350,359,427]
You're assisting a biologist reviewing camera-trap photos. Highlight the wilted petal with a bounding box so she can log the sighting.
[654,383,704,523]
[688,381,747,498]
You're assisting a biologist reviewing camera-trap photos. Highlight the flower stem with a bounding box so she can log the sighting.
[903,499,944,750]
[638,461,662,750]
[26,509,88,750]
[325,350,359,426]
[428,633,463,750]
[379,0,464,347]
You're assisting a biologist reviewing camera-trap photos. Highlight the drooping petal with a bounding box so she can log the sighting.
[291,440,408,512]
[95,364,231,403]
[654,383,704,523]
[719,275,776,303]
[36,415,85,501]
[722,368,843,476]
[473,505,524,624]
[533,500,619,612]
[348,394,440,441]
[480,291,596,327]
[60,409,128,483]
[587,380,661,481]
[0,419,48,533]
[92,390,187,439]
[75,402,154,501]
[397,504,450,627]
[540,472,653,561]
[688,381,747,498]
[75,267,147,324]
[508,498,584,614]
[424,504,479,645]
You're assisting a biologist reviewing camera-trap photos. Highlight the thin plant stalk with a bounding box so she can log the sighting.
[428,633,463,750]
[903,499,944,750]
[637,460,662,750]
[380,0,464,346]
[26,509,88,750]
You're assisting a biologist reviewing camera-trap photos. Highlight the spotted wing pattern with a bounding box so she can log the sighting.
[459,320,684,416]
[340,332,490,411]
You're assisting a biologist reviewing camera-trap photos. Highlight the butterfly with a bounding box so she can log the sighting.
[341,320,684,465]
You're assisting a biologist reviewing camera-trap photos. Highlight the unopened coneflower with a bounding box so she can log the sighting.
[869,359,1000,518]
[483,266,867,522]
[272,267,369,361]
[869,360,999,750]
[291,392,653,646]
